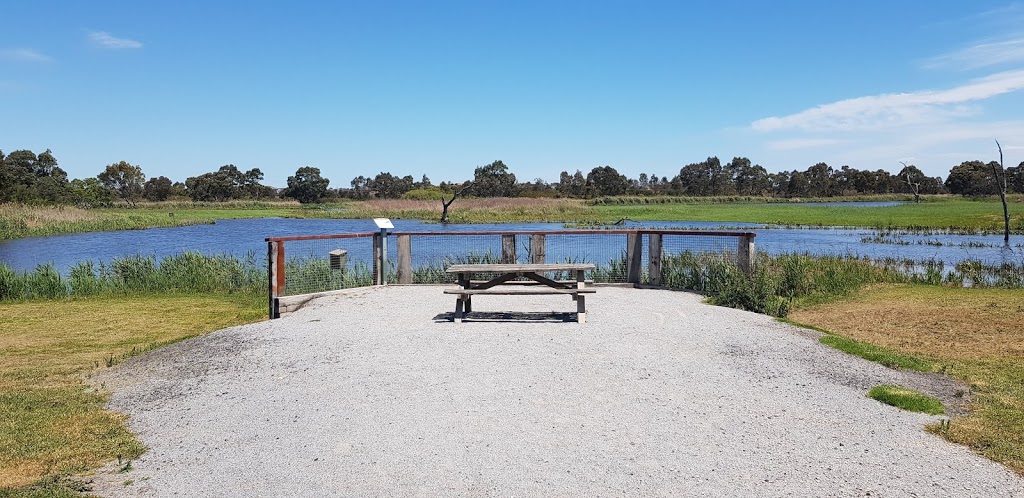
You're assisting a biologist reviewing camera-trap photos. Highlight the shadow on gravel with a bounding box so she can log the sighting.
[433,311,577,323]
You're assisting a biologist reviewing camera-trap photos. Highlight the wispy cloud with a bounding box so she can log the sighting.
[926,37,1024,70]
[751,70,1024,133]
[0,48,52,62]
[766,138,844,151]
[89,31,143,49]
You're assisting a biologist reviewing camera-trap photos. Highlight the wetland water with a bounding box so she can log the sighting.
[0,217,1021,274]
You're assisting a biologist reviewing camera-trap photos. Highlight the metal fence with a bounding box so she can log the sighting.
[266,229,755,318]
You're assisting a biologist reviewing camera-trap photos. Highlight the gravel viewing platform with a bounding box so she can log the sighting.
[94,286,1024,497]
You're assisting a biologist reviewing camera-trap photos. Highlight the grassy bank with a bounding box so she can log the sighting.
[790,284,1024,475]
[4,195,1022,241]
[0,293,265,493]
[592,195,1024,232]
[0,201,304,241]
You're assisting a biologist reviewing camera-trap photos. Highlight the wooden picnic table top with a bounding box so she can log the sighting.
[446,263,596,273]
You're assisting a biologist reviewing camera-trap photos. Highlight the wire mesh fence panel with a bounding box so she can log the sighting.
[544,233,632,283]
[279,234,376,296]
[389,233,507,284]
[658,233,746,290]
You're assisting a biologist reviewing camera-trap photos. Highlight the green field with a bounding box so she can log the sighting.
[591,196,1024,231]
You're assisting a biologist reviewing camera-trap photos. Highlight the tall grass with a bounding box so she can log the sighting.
[655,251,1024,317]
[5,248,1023,317]
[282,258,374,295]
[0,202,306,241]
[0,252,265,301]
[339,198,593,223]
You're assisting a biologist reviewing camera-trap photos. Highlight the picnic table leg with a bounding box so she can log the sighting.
[461,272,472,313]
[576,269,587,323]
[454,296,465,323]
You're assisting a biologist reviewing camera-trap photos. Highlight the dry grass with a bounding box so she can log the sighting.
[791,284,1024,359]
[0,293,265,489]
[0,204,101,229]
[790,284,1024,474]
[358,197,585,212]
[342,197,594,223]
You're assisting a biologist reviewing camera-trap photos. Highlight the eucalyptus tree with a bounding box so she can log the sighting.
[98,161,145,206]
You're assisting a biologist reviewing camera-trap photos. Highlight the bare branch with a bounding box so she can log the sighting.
[994,139,1010,245]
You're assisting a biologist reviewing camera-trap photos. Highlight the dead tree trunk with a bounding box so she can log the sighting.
[900,161,921,203]
[440,187,466,223]
[994,140,1011,245]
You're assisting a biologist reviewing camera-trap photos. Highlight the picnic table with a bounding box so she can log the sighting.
[444,263,597,323]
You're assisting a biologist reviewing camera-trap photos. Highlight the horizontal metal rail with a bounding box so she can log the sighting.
[266,232,375,243]
[268,229,756,242]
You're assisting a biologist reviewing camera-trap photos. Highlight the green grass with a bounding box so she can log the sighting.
[868,385,946,415]
[0,475,93,497]
[0,293,265,493]
[818,335,933,372]
[592,195,1024,232]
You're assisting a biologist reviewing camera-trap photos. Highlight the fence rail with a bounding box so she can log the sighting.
[266,229,755,319]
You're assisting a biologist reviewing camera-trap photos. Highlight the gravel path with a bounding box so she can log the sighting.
[93,286,1024,497]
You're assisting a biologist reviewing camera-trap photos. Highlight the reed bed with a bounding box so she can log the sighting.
[338,198,593,223]
[3,249,1022,320]
[0,252,265,301]
[0,203,104,240]
[135,199,302,210]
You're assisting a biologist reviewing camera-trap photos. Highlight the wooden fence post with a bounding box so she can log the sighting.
[530,234,546,264]
[626,232,643,284]
[397,234,412,284]
[372,233,384,285]
[648,233,663,286]
[738,234,756,275]
[501,234,517,263]
[267,240,284,319]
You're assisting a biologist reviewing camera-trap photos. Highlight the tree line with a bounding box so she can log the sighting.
[338,158,1024,200]
[2,148,1022,206]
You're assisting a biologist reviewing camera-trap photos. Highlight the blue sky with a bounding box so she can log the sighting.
[3,1,1024,187]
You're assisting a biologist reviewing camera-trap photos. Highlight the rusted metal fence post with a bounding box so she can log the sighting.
[626,232,643,284]
[267,240,284,319]
[501,234,517,263]
[738,234,756,275]
[530,234,546,264]
[397,234,412,284]
[648,233,663,286]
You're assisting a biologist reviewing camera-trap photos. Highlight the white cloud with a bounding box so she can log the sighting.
[751,70,1024,133]
[766,138,844,151]
[0,48,51,62]
[89,31,143,49]
[743,120,1024,177]
[926,37,1024,70]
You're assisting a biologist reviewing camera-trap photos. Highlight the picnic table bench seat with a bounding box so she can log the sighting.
[445,263,596,323]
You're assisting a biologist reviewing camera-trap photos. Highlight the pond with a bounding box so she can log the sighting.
[0,218,1020,274]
